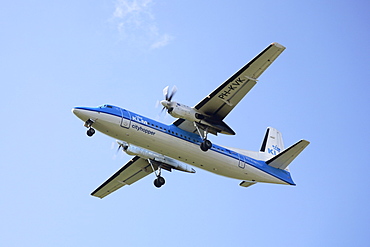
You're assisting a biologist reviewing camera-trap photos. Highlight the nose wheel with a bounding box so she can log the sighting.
[87,127,95,137]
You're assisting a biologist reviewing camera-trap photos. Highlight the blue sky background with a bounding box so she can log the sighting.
[1,1,369,246]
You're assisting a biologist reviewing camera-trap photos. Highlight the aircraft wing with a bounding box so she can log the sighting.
[91,156,157,199]
[174,43,285,134]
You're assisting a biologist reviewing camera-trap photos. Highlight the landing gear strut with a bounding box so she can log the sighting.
[148,159,166,188]
[84,119,95,137]
[194,123,212,152]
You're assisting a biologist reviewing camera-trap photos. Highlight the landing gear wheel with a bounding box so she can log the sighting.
[87,128,95,137]
[154,179,161,188]
[157,176,165,186]
[200,142,207,151]
[154,176,165,188]
[204,139,212,149]
[200,140,212,152]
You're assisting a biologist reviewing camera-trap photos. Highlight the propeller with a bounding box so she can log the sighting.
[116,141,129,153]
[111,141,129,160]
[160,86,177,113]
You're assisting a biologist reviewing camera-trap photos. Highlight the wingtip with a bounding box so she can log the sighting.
[272,42,286,49]
[302,139,310,146]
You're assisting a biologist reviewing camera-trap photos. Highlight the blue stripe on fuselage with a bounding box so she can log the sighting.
[74,105,295,185]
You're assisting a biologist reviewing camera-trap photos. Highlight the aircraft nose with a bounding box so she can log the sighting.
[72,106,100,122]
[72,107,81,116]
[72,107,89,120]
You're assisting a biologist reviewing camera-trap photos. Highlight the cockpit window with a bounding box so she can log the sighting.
[98,104,113,108]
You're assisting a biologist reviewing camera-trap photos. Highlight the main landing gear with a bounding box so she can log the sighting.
[194,123,212,152]
[84,119,95,137]
[148,159,166,188]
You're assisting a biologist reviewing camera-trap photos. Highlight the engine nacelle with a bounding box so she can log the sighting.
[168,102,205,122]
[125,145,163,160]
[124,144,195,173]
[161,100,235,135]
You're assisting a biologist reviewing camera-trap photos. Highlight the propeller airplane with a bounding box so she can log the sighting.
[72,42,309,199]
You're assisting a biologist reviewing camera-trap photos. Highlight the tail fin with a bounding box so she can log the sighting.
[260,127,309,170]
[260,127,285,160]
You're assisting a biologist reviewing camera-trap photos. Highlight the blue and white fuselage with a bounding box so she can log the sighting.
[72,104,295,186]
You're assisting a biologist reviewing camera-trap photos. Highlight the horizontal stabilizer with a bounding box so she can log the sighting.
[266,140,310,170]
[239,180,257,188]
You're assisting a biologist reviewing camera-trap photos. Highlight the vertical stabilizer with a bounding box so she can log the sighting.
[260,127,284,161]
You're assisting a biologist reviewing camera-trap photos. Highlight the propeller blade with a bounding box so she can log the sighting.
[163,86,169,101]
[168,86,177,102]
[162,85,177,102]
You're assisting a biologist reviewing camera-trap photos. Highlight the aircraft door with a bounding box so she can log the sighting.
[120,109,131,128]
[228,150,246,169]
[238,155,246,169]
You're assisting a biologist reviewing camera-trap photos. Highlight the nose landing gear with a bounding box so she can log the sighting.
[84,119,95,137]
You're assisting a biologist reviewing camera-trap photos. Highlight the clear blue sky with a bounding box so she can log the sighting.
[1,1,369,246]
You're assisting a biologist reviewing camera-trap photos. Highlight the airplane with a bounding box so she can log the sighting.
[72,42,310,199]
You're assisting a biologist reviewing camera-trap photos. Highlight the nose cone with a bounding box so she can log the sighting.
[72,107,83,118]
[72,107,96,122]
[72,107,78,115]
[72,106,101,122]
